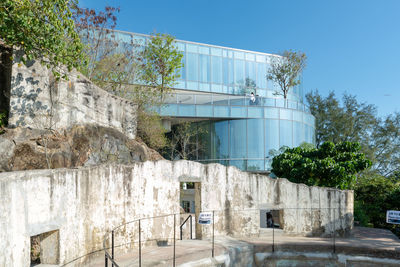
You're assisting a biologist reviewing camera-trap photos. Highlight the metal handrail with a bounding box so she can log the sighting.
[103,213,178,267]
[180,214,193,240]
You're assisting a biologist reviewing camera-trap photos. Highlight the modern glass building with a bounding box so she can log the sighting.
[111,30,315,172]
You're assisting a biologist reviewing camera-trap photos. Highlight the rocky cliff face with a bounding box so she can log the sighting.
[0,124,162,172]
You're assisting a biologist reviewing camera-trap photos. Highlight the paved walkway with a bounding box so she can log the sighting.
[87,227,400,267]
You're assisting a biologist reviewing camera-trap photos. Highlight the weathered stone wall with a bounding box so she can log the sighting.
[0,161,353,266]
[8,53,137,139]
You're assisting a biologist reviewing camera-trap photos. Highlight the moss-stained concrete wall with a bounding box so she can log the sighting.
[0,160,353,266]
[8,52,137,139]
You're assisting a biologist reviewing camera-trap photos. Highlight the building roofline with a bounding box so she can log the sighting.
[110,28,282,58]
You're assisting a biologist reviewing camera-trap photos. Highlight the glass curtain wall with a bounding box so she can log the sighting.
[193,118,315,172]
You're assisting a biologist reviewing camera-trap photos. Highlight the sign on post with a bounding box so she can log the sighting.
[198,212,213,225]
[386,210,400,224]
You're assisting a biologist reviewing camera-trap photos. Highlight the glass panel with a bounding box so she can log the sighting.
[160,104,178,116]
[187,81,198,90]
[211,84,223,93]
[195,94,212,105]
[196,105,213,117]
[214,106,230,117]
[218,160,228,166]
[276,99,285,108]
[164,94,177,104]
[280,109,292,120]
[288,100,297,109]
[212,120,229,159]
[211,47,222,56]
[178,94,195,104]
[264,107,279,119]
[257,63,267,89]
[199,46,210,54]
[247,119,264,158]
[293,110,303,122]
[229,120,247,158]
[246,53,255,61]
[198,122,211,160]
[245,61,256,89]
[256,54,267,63]
[230,95,245,106]
[199,82,210,91]
[280,120,293,148]
[187,44,198,53]
[187,53,198,81]
[213,95,229,105]
[199,54,210,83]
[179,54,186,80]
[293,121,304,147]
[265,119,279,152]
[234,51,244,60]
[211,56,222,84]
[179,104,195,116]
[247,160,264,171]
[263,98,275,107]
[230,160,246,171]
[248,107,263,118]
[234,59,245,86]
[231,106,247,117]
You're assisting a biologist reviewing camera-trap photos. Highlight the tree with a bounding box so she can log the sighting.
[139,33,184,101]
[355,173,400,237]
[267,50,306,100]
[0,0,85,78]
[271,141,372,189]
[73,6,128,82]
[306,90,400,177]
[165,122,207,160]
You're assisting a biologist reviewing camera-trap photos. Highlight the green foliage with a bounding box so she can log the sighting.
[267,50,306,99]
[306,90,400,177]
[271,141,372,189]
[355,174,400,237]
[0,0,85,78]
[136,109,167,150]
[139,33,184,99]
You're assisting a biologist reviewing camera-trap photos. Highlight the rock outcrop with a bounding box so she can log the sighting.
[0,124,163,172]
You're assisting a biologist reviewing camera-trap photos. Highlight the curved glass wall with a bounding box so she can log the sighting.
[191,118,315,171]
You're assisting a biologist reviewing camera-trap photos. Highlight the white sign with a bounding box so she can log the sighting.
[386,210,400,224]
[198,212,213,225]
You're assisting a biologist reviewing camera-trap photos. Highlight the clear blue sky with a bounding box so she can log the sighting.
[80,0,400,117]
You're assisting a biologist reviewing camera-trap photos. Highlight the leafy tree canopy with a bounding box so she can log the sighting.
[139,33,183,99]
[0,0,85,78]
[306,90,400,177]
[271,141,372,189]
[267,50,306,99]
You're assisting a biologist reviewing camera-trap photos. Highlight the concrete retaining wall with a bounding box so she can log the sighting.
[8,53,137,139]
[0,160,353,266]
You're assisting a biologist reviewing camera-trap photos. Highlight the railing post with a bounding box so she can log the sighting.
[111,230,114,267]
[105,253,108,267]
[190,215,193,240]
[180,221,183,241]
[272,224,275,252]
[173,214,176,267]
[212,210,215,258]
[139,219,141,267]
